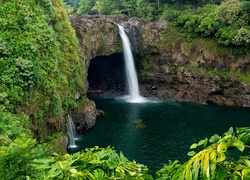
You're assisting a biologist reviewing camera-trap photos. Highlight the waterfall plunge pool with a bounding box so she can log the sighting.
[69,94,250,174]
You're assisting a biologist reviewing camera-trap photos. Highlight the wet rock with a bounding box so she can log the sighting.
[96,109,105,117]
[73,100,97,134]
[140,66,250,107]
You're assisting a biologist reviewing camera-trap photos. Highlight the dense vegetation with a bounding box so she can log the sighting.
[0,0,86,178]
[164,0,250,47]
[64,0,222,19]
[1,0,250,179]
[0,0,86,140]
[64,0,250,48]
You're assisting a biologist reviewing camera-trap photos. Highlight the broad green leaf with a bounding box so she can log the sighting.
[238,157,250,168]
[216,152,226,162]
[204,138,208,147]
[242,169,250,177]
[107,160,117,169]
[198,139,205,146]
[47,168,62,178]
[128,170,136,176]
[70,169,86,178]
[231,137,245,152]
[210,150,216,161]
[228,127,234,134]
[217,141,228,153]
[93,169,105,179]
[192,157,200,179]
[187,151,196,157]
[185,169,192,180]
[210,161,216,179]
[203,152,210,178]
[190,143,198,149]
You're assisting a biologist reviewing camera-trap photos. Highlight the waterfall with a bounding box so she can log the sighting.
[118,24,146,103]
[66,114,77,148]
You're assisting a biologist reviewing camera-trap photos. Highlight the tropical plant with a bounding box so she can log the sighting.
[156,127,250,179]
[33,146,153,179]
[0,138,50,180]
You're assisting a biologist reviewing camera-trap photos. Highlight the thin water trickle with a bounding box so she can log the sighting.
[118,25,147,103]
[66,114,77,148]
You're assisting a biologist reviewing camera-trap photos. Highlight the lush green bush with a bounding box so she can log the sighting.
[0,112,30,144]
[156,127,250,179]
[165,0,250,46]
[1,127,249,179]
[33,146,152,179]
[0,0,86,139]
[0,138,50,180]
[0,0,86,177]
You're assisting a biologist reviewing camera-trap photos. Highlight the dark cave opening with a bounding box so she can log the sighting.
[87,53,126,93]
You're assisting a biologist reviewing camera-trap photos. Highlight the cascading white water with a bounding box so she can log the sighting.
[66,114,77,148]
[118,24,146,103]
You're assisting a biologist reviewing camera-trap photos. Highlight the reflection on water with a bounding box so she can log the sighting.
[69,94,250,174]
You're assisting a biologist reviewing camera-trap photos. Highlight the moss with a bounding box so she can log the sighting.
[138,54,156,76]
[230,71,250,84]
[0,0,87,140]
[42,132,67,155]
[74,96,89,114]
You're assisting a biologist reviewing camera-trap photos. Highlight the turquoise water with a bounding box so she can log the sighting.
[70,94,250,174]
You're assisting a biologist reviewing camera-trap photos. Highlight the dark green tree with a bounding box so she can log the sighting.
[77,0,96,14]
[135,0,156,20]
[121,0,136,16]
[97,0,122,15]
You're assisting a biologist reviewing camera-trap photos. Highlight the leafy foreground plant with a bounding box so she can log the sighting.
[33,146,152,179]
[156,127,250,180]
[2,127,250,179]
[0,138,50,180]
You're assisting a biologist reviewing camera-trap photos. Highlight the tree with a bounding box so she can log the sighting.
[77,0,96,14]
[121,0,136,16]
[216,0,242,25]
[135,0,156,20]
[97,0,122,15]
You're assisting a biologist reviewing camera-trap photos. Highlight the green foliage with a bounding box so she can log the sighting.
[97,0,122,15]
[157,127,250,180]
[231,70,250,84]
[0,112,29,143]
[121,0,136,16]
[33,146,152,179]
[162,4,181,21]
[156,160,181,180]
[165,0,250,47]
[138,56,156,76]
[135,0,156,20]
[77,0,96,14]
[233,27,250,45]
[72,0,158,20]
[0,138,50,180]
[0,0,86,139]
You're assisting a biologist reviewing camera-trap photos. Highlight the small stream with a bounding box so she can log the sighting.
[69,94,250,174]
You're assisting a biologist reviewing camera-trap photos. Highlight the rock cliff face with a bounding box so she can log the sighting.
[140,67,250,107]
[73,100,97,134]
[71,15,250,107]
